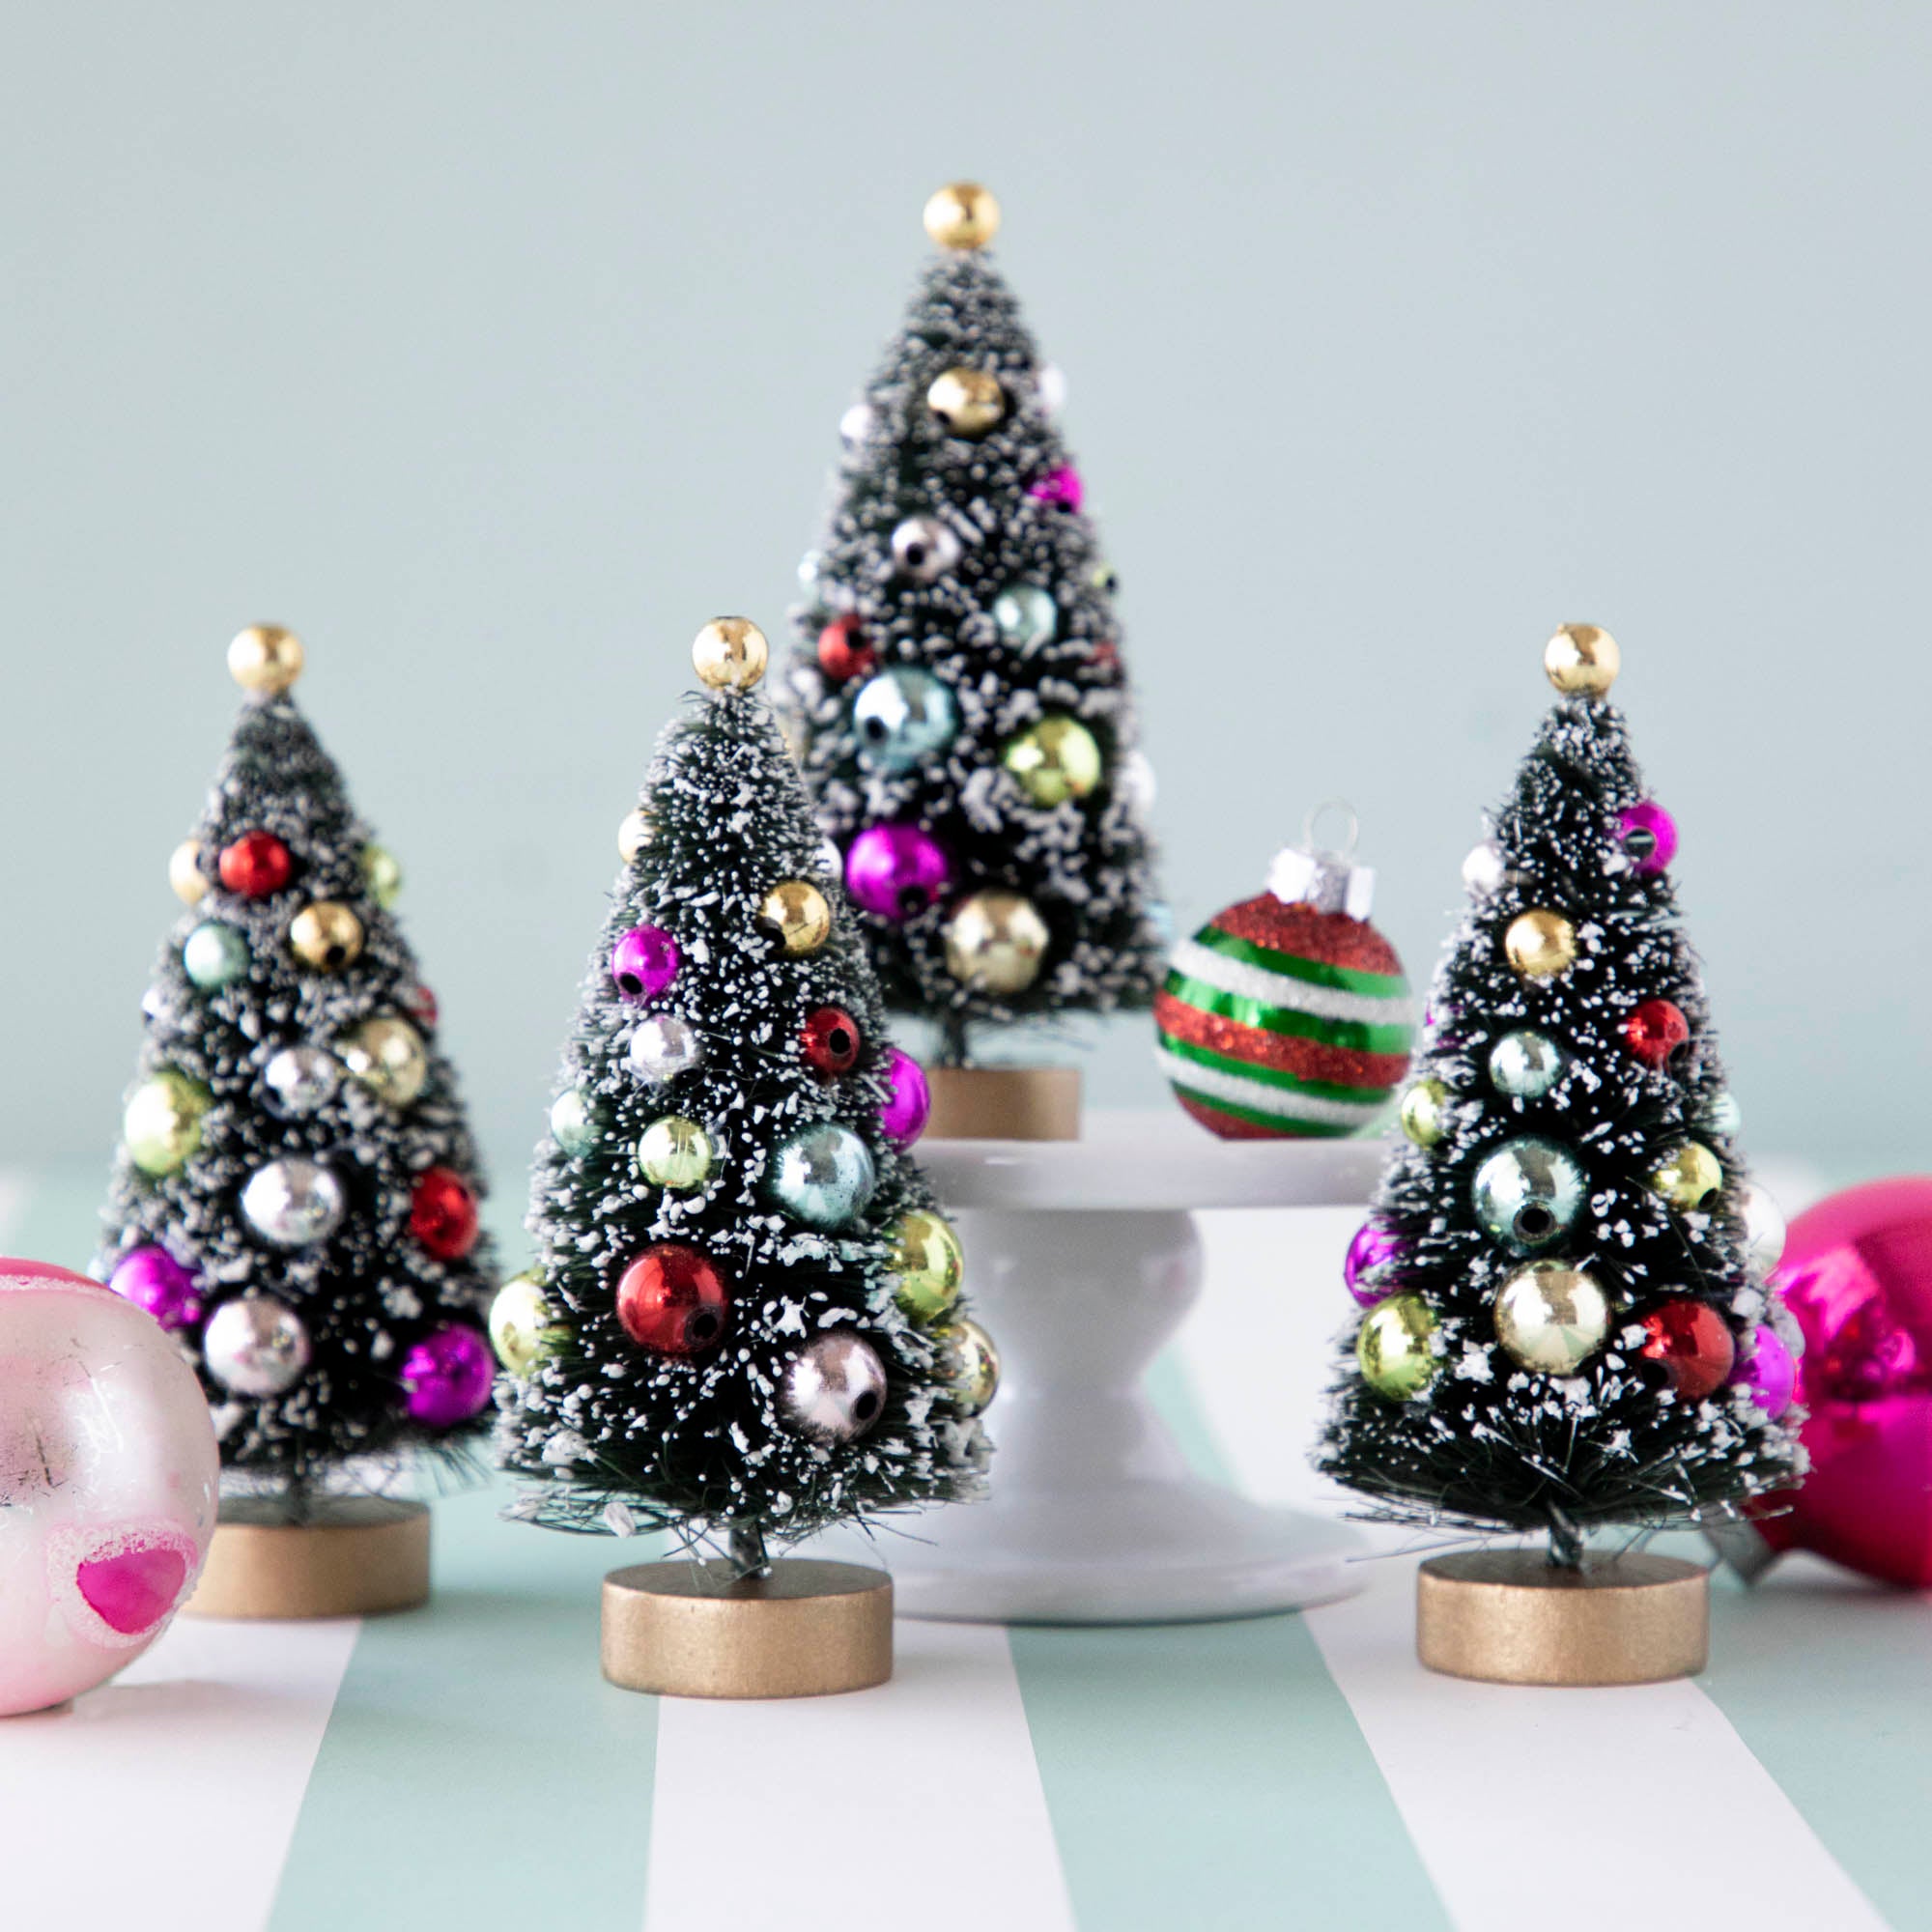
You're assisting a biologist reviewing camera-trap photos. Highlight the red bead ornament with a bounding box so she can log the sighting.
[410,1167,479,1262]
[1640,1298,1736,1399]
[402,981,440,1031]
[616,1242,731,1355]
[817,616,877,683]
[801,1006,862,1079]
[1624,999,1690,1070]
[218,831,293,898]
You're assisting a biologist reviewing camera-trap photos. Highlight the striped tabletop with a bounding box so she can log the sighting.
[1,1165,1924,1932]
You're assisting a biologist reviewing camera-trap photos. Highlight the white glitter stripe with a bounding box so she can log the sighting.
[1156,1048,1390,1127]
[1170,938,1414,1030]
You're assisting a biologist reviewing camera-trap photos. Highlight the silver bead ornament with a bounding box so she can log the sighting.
[768,1122,877,1229]
[991,583,1058,650]
[241,1158,348,1249]
[890,516,962,583]
[780,1331,889,1445]
[203,1293,312,1396]
[1471,1136,1587,1255]
[261,1044,341,1118]
[1462,838,1508,896]
[629,1013,704,1084]
[1488,1030,1564,1100]
[852,667,957,773]
[1740,1183,1787,1278]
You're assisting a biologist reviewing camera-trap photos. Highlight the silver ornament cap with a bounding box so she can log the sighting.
[1267,802,1375,919]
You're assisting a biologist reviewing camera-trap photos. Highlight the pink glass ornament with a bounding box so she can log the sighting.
[1733,1324,1797,1418]
[108,1244,202,1331]
[1617,800,1678,875]
[611,923,679,1001]
[397,1323,495,1427]
[1343,1221,1403,1308]
[879,1047,931,1149]
[844,825,952,922]
[0,1260,218,1716]
[1029,465,1084,511]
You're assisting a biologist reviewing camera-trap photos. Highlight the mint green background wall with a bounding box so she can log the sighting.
[2,6,1925,1184]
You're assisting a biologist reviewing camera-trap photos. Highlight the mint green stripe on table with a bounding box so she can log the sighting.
[1009,1352,1448,1932]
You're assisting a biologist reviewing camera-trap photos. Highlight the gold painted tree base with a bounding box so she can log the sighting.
[1417,1549,1708,1686]
[602,1558,893,1698]
[184,1495,431,1620]
[925,1065,1081,1142]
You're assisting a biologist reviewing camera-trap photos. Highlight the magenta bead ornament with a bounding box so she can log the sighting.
[879,1047,932,1149]
[1617,800,1678,875]
[1028,464,1084,511]
[1344,1222,1404,1308]
[397,1323,495,1428]
[1733,1324,1798,1419]
[610,924,680,1002]
[845,824,952,922]
[108,1245,203,1332]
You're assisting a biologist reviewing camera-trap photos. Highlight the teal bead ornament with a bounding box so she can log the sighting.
[1472,1136,1587,1254]
[550,1088,597,1155]
[852,668,957,773]
[183,921,249,991]
[992,583,1057,650]
[1488,1030,1563,1100]
[768,1122,877,1229]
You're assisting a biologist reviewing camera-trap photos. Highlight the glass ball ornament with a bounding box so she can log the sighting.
[629,1013,704,1084]
[923,180,1001,251]
[1733,1323,1797,1418]
[360,843,403,909]
[926,366,1006,438]
[1703,1087,1743,1137]
[1356,1293,1437,1400]
[1119,749,1157,815]
[411,1167,480,1262]
[800,1006,862,1080]
[402,981,439,1032]
[124,1070,210,1177]
[879,1047,931,1149]
[691,615,768,692]
[637,1115,714,1191]
[1639,1297,1736,1399]
[838,401,875,446]
[1343,1221,1405,1308]
[168,838,208,905]
[261,1044,340,1118]
[845,823,951,921]
[780,1331,888,1444]
[1489,1030,1563,1099]
[204,1293,311,1396]
[1544,622,1620,697]
[1492,1262,1610,1374]
[242,1158,348,1249]
[1029,464,1084,511]
[1472,1136,1587,1254]
[1623,998,1690,1071]
[108,1245,203,1331]
[336,1015,429,1109]
[1036,363,1066,413]
[617,807,657,864]
[0,1262,218,1717]
[759,878,833,954]
[1740,1183,1787,1277]
[610,923,680,1000]
[289,900,364,973]
[852,667,957,773]
[890,515,962,583]
[550,1088,597,1154]
[941,1318,1000,1415]
[227,623,304,696]
[616,1242,731,1355]
[817,614,877,683]
[1002,714,1102,807]
[944,891,1049,994]
[183,921,249,991]
[888,1209,964,1322]
[218,829,293,898]
[992,583,1057,650]
[796,549,822,588]
[1618,800,1678,876]
[397,1324,494,1427]
[769,1122,877,1229]
[1400,1078,1448,1149]
[1504,909,1577,980]
[1647,1141,1723,1211]
[489,1273,558,1376]
[1462,839,1508,896]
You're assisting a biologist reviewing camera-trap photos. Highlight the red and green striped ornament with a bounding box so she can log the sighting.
[1154,832,1415,1139]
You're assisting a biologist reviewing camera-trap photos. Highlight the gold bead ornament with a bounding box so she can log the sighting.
[944,891,1048,994]
[617,808,656,864]
[1544,623,1620,698]
[1357,1293,1438,1400]
[490,1273,559,1377]
[926,366,1007,438]
[760,878,833,954]
[1002,715,1102,806]
[1647,1141,1724,1211]
[692,616,768,692]
[289,900,365,973]
[888,1209,965,1321]
[1493,1262,1611,1375]
[336,1014,428,1108]
[228,624,304,696]
[942,1319,1000,1415]
[923,181,1001,251]
[1505,908,1578,980]
[1400,1078,1449,1149]
[169,838,208,905]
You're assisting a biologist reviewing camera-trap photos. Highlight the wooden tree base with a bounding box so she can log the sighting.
[183,1495,431,1620]
[1417,1548,1708,1686]
[602,1558,893,1698]
[925,1065,1081,1142]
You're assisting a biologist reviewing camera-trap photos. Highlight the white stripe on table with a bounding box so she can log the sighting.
[644,1619,1074,1932]
[0,1616,359,1932]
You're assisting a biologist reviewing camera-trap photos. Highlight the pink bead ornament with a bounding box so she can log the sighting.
[1028,465,1084,511]
[845,825,952,922]
[397,1323,495,1427]
[1343,1221,1404,1308]
[1617,800,1678,876]
[0,1260,218,1716]
[879,1047,931,1149]
[611,924,680,1001]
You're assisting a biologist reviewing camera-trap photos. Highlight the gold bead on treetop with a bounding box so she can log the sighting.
[923,182,1001,251]
[228,624,304,696]
[1544,623,1619,698]
[692,616,768,692]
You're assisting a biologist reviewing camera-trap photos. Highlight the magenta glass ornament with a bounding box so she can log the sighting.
[1617,799,1678,875]
[108,1244,203,1331]
[1028,465,1084,511]
[845,824,952,923]
[879,1047,931,1149]
[1733,1324,1797,1418]
[397,1323,495,1428]
[1343,1221,1403,1307]
[610,923,679,1001]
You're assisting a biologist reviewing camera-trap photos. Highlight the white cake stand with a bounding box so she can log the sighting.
[837,1113,1384,1625]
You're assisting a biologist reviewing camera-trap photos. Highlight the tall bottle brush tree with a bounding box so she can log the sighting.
[495,619,994,1574]
[1319,627,1804,1565]
[98,628,498,1500]
[782,183,1164,1063]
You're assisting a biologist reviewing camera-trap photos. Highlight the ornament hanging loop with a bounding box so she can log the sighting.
[1269,800,1376,920]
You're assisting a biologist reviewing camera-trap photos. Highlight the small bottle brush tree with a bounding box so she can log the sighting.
[1319,628,1802,1667]
[98,628,497,1535]
[495,618,992,1680]
[781,184,1163,1098]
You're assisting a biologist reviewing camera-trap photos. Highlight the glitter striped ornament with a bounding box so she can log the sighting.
[1154,826,1414,1139]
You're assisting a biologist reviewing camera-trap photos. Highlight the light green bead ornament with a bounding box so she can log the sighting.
[183,921,249,991]
[1002,715,1102,807]
[360,843,403,909]
[889,1209,965,1321]
[125,1069,211,1177]
[637,1115,714,1191]
[1401,1079,1449,1148]
[992,583,1057,650]
[490,1272,560,1376]
[550,1088,596,1155]
[1357,1293,1438,1399]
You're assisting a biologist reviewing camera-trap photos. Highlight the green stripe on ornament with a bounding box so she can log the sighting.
[1165,1078,1363,1138]
[1161,972,1416,1057]
[1192,923,1410,1000]
[1156,1030,1394,1104]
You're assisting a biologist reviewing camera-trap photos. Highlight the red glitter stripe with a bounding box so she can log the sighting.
[1212,895,1406,979]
